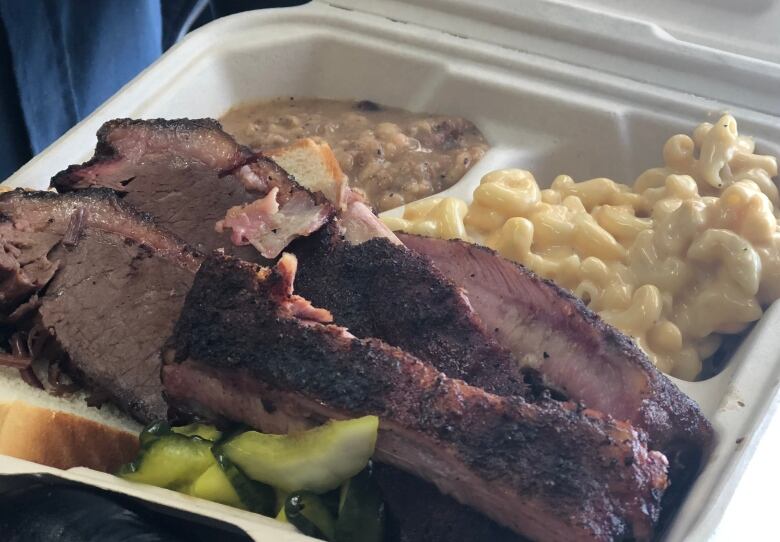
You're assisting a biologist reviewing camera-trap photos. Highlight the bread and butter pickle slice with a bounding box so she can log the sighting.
[122,422,275,514]
[118,433,214,490]
[140,421,223,446]
[172,422,223,442]
[188,463,244,508]
[218,416,378,493]
[213,452,275,515]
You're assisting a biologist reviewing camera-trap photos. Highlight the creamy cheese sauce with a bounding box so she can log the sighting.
[220,98,489,212]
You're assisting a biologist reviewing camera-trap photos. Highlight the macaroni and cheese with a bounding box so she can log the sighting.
[382,115,779,380]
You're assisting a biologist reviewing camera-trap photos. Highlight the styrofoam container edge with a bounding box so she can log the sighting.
[2,2,779,540]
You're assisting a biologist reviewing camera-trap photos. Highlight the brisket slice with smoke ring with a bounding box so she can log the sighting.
[0,189,200,422]
[163,252,669,542]
[52,118,332,261]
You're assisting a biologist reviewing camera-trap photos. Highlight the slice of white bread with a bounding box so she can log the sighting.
[265,138,348,207]
[0,368,140,472]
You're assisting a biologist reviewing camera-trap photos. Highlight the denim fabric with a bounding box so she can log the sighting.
[0,15,30,180]
[0,0,307,181]
[0,0,163,157]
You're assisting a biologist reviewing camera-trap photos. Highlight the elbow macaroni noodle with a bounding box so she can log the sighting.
[382,115,780,380]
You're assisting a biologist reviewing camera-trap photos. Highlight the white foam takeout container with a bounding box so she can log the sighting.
[2,1,780,539]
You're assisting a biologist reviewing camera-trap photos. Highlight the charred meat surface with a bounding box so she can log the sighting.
[52,118,252,191]
[0,189,199,421]
[397,234,713,471]
[52,119,332,260]
[164,252,669,542]
[291,223,527,398]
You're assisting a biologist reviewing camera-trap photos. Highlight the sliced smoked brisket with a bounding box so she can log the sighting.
[52,118,332,261]
[0,189,199,421]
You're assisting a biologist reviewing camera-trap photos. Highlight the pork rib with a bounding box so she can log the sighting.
[52,119,332,260]
[0,189,199,421]
[163,252,669,542]
[396,234,713,470]
[291,223,528,396]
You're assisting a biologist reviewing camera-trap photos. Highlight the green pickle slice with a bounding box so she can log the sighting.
[213,452,275,516]
[118,433,214,490]
[173,423,223,442]
[188,464,244,508]
[119,417,383,539]
[219,416,379,493]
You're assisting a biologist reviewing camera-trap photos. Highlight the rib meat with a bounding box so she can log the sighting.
[52,119,332,260]
[396,234,713,473]
[163,252,669,542]
[291,223,528,396]
[0,189,199,421]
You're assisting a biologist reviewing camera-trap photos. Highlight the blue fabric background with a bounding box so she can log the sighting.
[0,15,29,180]
[0,0,306,180]
[0,0,162,157]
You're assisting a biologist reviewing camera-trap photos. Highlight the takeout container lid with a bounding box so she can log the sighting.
[333,0,780,116]
[2,1,780,540]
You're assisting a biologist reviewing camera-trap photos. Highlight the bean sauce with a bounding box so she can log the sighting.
[220,98,489,211]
